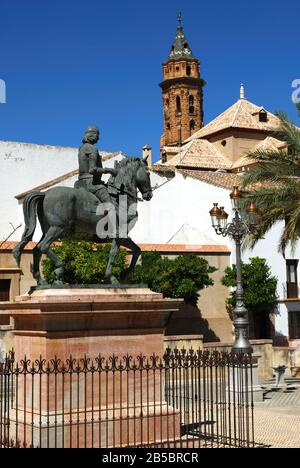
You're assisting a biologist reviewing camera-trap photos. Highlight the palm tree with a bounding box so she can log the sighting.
[242,104,300,252]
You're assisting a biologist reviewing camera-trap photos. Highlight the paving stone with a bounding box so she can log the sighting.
[254,387,300,448]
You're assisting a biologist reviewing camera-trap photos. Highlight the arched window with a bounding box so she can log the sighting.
[190,119,196,134]
[189,95,194,114]
[176,96,181,114]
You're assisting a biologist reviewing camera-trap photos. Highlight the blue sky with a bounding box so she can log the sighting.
[0,0,299,161]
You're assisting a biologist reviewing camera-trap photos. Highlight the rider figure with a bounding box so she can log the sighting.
[74,126,117,204]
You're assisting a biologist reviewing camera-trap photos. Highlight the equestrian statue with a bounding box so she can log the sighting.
[12,126,153,286]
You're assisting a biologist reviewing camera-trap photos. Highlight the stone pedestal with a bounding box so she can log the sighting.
[228,353,264,403]
[0,288,182,448]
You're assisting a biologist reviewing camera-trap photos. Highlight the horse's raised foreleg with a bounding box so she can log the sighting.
[119,237,141,280]
[105,239,121,286]
[36,226,65,285]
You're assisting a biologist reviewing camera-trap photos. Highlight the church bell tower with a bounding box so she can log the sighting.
[160,14,205,153]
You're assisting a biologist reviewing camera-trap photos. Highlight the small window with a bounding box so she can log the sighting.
[190,119,196,134]
[286,259,299,298]
[176,66,180,71]
[287,260,298,283]
[221,140,227,147]
[259,110,268,122]
[162,152,167,164]
[187,66,191,76]
[176,96,181,114]
[289,311,300,339]
[189,95,194,114]
[0,279,11,302]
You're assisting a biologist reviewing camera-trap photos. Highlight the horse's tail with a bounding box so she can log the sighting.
[12,192,45,266]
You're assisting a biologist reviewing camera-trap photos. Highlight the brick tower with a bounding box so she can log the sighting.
[160,14,205,153]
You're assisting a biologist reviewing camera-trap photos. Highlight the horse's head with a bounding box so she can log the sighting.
[135,160,153,201]
[110,157,153,201]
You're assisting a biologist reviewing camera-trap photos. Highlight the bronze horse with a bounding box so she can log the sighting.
[13,157,153,286]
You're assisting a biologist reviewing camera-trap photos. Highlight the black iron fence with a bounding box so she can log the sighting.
[0,349,255,449]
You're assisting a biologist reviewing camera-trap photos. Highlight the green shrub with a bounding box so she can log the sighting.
[221,257,278,313]
[43,239,127,284]
[133,252,217,304]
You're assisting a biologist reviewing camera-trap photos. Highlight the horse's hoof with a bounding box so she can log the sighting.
[120,271,127,282]
[37,279,48,287]
[110,276,120,287]
[53,280,65,287]
[12,249,21,267]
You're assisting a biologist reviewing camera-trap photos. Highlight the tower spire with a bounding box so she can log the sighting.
[177,12,182,28]
[168,13,194,60]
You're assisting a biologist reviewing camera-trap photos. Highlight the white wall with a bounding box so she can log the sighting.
[0,141,78,241]
[132,172,232,248]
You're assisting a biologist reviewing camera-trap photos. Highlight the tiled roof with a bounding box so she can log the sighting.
[185,98,281,142]
[165,139,232,170]
[16,169,79,200]
[0,241,36,251]
[232,137,287,169]
[0,241,230,254]
[150,164,176,177]
[139,244,230,253]
[253,136,287,152]
[15,152,123,200]
[179,169,241,189]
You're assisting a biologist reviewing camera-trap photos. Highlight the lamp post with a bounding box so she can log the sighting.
[209,187,261,354]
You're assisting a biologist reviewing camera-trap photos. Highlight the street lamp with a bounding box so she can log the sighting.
[209,187,261,354]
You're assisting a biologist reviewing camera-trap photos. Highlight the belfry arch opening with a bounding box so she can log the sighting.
[176,96,181,114]
[189,95,194,114]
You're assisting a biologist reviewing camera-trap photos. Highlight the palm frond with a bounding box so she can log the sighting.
[242,164,300,187]
[273,112,300,153]
[240,105,300,252]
